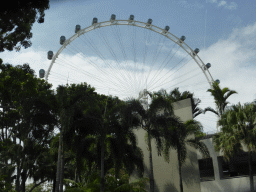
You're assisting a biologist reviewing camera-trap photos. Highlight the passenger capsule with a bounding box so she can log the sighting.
[205,63,211,69]
[75,25,81,33]
[48,51,53,60]
[92,17,98,25]
[60,36,66,45]
[129,15,134,20]
[180,36,186,41]
[39,69,45,78]
[110,14,116,21]
[193,48,200,55]
[165,26,170,32]
[215,79,220,84]
[146,19,152,27]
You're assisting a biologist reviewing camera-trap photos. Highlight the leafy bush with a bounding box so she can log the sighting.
[64,168,149,192]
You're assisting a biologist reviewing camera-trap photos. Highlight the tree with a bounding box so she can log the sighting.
[63,100,145,191]
[54,83,97,192]
[106,100,144,180]
[59,92,144,192]
[88,95,141,192]
[127,91,182,192]
[0,0,50,52]
[162,87,205,119]
[155,88,207,138]
[25,182,46,192]
[63,167,149,192]
[49,132,78,192]
[151,89,210,191]
[213,101,256,192]
[0,63,58,192]
[204,81,238,132]
[160,118,210,192]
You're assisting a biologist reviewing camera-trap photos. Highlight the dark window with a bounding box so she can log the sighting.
[198,158,215,181]
[219,152,256,179]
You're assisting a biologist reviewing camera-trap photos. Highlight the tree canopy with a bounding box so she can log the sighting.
[0,0,50,52]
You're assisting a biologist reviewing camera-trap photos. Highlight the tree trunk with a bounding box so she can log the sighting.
[1,106,4,140]
[52,177,56,192]
[55,130,62,192]
[15,164,21,192]
[59,139,64,192]
[15,140,22,192]
[75,168,77,183]
[100,137,105,192]
[21,170,26,192]
[177,148,183,192]
[248,151,254,192]
[147,132,154,192]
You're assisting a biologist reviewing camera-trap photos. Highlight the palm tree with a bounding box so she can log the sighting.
[204,81,238,132]
[55,83,97,192]
[159,117,210,192]
[108,100,144,180]
[155,90,210,192]
[128,91,182,192]
[74,94,143,192]
[157,88,206,139]
[107,132,144,181]
[159,87,204,119]
[213,101,256,192]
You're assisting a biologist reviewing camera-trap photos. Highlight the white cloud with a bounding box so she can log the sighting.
[218,0,227,7]
[208,0,238,10]
[1,21,256,134]
[199,22,256,106]
[176,0,204,9]
[226,2,238,10]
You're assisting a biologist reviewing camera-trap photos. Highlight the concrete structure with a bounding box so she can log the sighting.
[130,97,256,192]
[197,135,256,192]
[130,98,202,192]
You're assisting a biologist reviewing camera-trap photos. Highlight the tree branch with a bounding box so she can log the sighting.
[29,179,48,192]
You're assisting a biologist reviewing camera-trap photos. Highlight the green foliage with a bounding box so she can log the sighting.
[1,0,50,52]
[156,87,204,119]
[194,129,207,138]
[205,81,238,117]
[63,167,149,192]
[0,63,59,191]
[213,101,256,162]
[0,175,15,192]
[25,183,44,192]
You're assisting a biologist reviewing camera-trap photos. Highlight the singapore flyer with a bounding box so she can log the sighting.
[41,14,218,134]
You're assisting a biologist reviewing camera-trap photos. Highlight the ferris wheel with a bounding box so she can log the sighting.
[40,14,220,133]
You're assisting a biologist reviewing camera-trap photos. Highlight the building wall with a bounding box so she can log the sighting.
[130,98,201,192]
[197,137,256,192]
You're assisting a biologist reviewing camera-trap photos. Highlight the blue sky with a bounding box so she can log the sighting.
[1,0,256,135]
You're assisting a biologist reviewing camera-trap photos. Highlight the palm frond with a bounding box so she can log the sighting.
[186,138,210,159]
[184,119,203,134]
[193,110,204,118]
[224,90,238,100]
[203,107,219,116]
